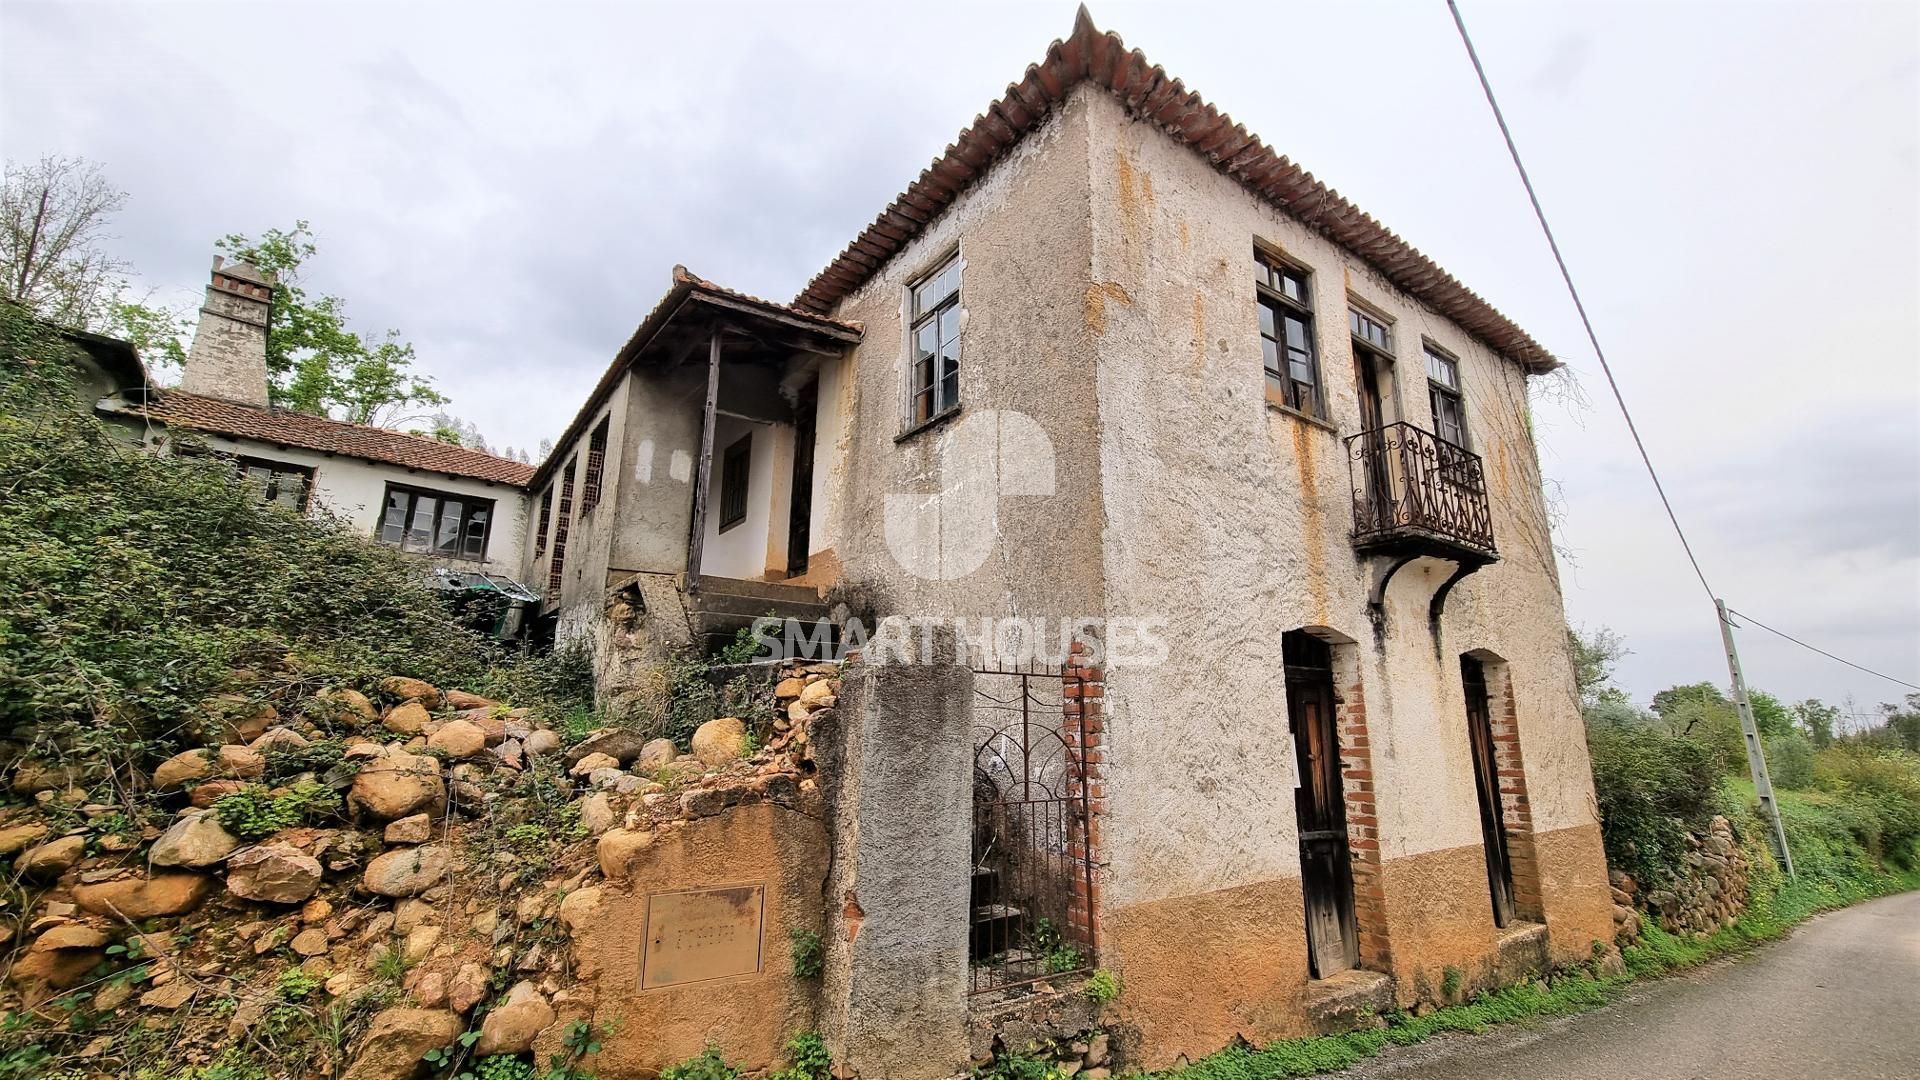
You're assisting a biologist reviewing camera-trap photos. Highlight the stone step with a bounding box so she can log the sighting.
[689,575,826,607]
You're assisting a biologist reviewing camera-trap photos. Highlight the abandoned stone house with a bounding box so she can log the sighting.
[510,9,1614,1073]
[67,9,1616,1074]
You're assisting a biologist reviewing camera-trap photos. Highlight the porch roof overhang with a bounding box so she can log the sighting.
[528,266,861,492]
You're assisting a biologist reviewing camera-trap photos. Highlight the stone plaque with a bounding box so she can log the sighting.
[641,884,766,989]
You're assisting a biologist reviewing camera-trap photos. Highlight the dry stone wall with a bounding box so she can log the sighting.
[1610,814,1752,946]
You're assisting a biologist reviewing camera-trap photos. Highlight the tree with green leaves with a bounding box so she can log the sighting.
[1568,624,1629,710]
[1792,698,1839,748]
[214,222,445,425]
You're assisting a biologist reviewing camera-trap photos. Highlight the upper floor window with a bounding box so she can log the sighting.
[909,255,961,426]
[580,418,609,516]
[1350,308,1392,353]
[379,483,493,561]
[1256,250,1322,419]
[237,456,313,512]
[1425,345,1468,448]
[718,433,751,532]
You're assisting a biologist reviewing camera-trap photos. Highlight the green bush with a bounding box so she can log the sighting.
[769,1033,832,1080]
[213,781,339,839]
[661,1046,738,1080]
[1585,722,1728,884]
[1765,731,1816,790]
[789,928,824,980]
[0,309,502,774]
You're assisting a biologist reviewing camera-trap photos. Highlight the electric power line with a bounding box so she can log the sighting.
[1728,608,1920,693]
[1445,0,1920,697]
[1444,0,1716,606]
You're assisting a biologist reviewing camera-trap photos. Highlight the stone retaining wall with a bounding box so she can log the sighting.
[1610,814,1752,946]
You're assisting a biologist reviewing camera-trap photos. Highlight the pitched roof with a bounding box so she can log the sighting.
[795,6,1557,373]
[525,265,861,492]
[144,390,537,486]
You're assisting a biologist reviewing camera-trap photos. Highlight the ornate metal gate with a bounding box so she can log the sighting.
[968,665,1096,995]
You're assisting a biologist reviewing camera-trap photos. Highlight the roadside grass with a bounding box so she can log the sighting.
[1145,786,1920,1080]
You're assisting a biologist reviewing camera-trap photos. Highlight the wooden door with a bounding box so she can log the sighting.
[786,380,816,578]
[1462,657,1515,927]
[1285,631,1358,978]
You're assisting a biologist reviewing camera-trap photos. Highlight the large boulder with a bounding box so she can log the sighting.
[0,822,50,855]
[568,753,619,779]
[522,729,562,757]
[563,728,649,768]
[149,810,241,869]
[473,981,554,1056]
[556,886,602,936]
[74,873,216,918]
[342,1008,462,1080]
[596,828,654,880]
[152,749,213,791]
[379,677,442,709]
[447,962,489,1014]
[691,717,748,767]
[443,690,497,710]
[579,792,617,836]
[226,843,323,904]
[363,845,452,898]
[349,748,444,821]
[384,814,433,845]
[249,727,311,755]
[635,738,678,772]
[10,760,80,796]
[215,744,266,779]
[382,702,432,736]
[17,834,86,879]
[319,687,379,723]
[7,924,109,995]
[426,719,486,759]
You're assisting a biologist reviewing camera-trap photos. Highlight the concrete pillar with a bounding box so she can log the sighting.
[814,651,974,1079]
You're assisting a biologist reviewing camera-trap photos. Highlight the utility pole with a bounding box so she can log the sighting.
[1717,599,1795,878]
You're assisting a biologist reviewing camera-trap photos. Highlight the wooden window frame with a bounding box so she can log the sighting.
[234,455,314,512]
[377,483,495,562]
[1424,342,1469,450]
[1348,307,1393,356]
[906,253,962,431]
[579,418,609,517]
[718,433,752,533]
[1256,248,1325,420]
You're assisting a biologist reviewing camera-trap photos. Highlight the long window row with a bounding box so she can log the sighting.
[1253,246,1471,449]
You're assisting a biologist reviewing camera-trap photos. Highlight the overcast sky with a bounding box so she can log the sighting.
[5,1,1916,715]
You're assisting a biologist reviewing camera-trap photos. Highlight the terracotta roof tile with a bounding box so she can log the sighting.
[795,7,1558,372]
[144,390,537,487]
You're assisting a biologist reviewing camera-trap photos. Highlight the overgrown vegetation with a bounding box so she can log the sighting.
[789,928,824,980]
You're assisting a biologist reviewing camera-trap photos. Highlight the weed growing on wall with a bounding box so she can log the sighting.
[789,928,824,979]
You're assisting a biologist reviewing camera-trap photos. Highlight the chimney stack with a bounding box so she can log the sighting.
[181,255,276,407]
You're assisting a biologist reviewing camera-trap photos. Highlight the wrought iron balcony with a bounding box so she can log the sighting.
[1345,422,1498,564]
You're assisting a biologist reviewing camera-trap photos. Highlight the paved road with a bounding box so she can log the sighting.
[1332,890,1920,1080]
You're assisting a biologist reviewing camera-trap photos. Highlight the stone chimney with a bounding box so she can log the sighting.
[181,255,276,407]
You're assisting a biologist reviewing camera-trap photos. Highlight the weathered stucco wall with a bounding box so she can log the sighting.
[819,92,1104,630]
[1073,87,1610,1058]
[165,430,529,573]
[564,800,829,1075]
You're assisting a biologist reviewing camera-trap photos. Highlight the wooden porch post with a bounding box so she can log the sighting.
[686,329,721,595]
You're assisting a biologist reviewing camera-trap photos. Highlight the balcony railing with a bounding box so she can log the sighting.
[1345,422,1497,560]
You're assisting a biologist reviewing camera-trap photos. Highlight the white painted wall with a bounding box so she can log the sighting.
[701,413,786,581]
[170,431,530,574]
